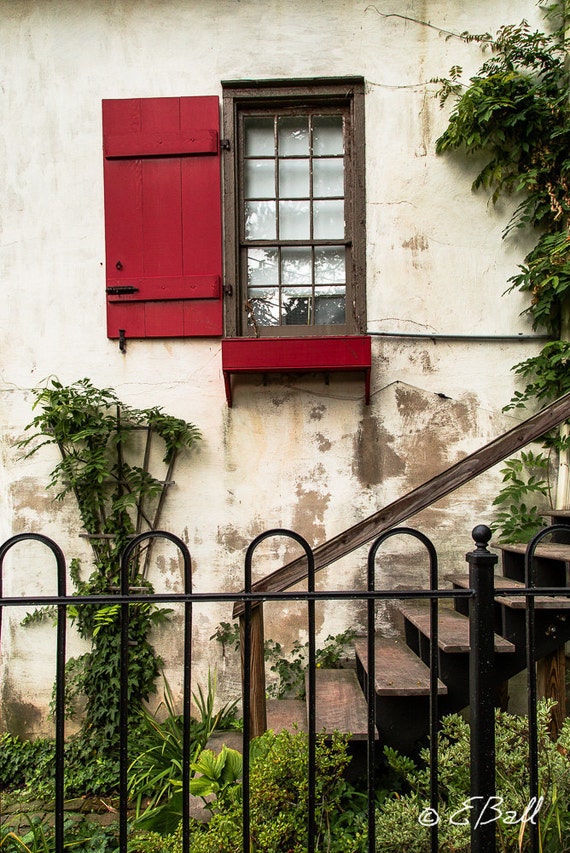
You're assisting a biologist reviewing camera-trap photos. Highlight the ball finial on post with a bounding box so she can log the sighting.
[471,524,492,551]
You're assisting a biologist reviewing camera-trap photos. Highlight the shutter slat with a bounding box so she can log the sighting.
[104,129,218,159]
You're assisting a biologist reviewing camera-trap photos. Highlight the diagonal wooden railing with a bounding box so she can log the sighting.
[235,391,570,735]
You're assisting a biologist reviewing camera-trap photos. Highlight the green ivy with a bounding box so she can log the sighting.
[18,378,201,749]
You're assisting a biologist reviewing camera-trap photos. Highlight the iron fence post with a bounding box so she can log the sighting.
[467,524,498,853]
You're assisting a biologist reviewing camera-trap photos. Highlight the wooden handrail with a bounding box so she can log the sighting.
[234,391,570,617]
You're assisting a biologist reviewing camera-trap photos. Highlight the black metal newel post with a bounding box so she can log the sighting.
[467,524,498,853]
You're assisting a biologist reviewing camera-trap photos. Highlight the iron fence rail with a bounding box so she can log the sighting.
[0,525,568,853]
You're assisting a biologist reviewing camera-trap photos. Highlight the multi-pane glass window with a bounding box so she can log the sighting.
[243,113,346,329]
[223,79,366,338]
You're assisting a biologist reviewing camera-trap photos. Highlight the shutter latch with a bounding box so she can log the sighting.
[223,283,233,296]
[106,285,140,296]
[220,139,231,151]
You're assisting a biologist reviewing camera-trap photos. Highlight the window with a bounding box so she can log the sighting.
[222,78,366,338]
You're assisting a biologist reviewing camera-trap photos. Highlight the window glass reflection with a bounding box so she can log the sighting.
[244,117,275,156]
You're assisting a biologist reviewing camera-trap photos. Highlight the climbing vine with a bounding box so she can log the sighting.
[19,378,201,748]
[434,0,570,539]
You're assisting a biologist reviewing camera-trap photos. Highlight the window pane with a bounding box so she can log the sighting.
[313,116,344,155]
[279,158,310,198]
[282,288,312,325]
[244,117,274,156]
[279,200,310,239]
[245,201,277,239]
[313,200,344,239]
[278,116,309,155]
[314,288,346,325]
[248,287,280,326]
[245,159,276,199]
[248,248,278,286]
[281,247,312,284]
[315,246,345,284]
[313,158,344,198]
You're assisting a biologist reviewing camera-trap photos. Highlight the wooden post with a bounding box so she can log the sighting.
[240,606,267,739]
[537,648,566,740]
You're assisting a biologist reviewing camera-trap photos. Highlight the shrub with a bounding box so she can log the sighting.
[375,701,570,852]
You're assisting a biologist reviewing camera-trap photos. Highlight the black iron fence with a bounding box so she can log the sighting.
[0,524,569,853]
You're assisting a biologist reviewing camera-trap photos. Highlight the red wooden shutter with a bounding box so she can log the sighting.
[102,96,222,338]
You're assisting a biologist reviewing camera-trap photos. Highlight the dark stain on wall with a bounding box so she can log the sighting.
[1,677,42,737]
[353,412,405,486]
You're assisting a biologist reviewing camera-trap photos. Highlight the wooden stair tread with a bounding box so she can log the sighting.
[446,573,570,610]
[498,542,570,562]
[545,509,570,519]
[398,603,515,653]
[308,668,371,740]
[354,637,447,696]
[266,698,307,733]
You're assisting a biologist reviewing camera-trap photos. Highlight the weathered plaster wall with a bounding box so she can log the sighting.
[0,0,546,732]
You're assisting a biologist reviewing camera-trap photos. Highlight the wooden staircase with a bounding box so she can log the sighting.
[276,511,570,753]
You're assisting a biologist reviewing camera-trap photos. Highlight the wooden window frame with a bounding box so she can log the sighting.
[222,77,366,339]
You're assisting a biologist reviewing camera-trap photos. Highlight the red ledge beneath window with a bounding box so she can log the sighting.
[221,335,371,407]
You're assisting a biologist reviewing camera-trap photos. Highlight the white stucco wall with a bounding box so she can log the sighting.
[0,0,547,733]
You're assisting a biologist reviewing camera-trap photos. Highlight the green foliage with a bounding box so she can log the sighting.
[19,378,200,568]
[0,730,118,800]
[505,340,570,420]
[18,378,200,752]
[435,9,570,248]
[190,670,241,745]
[375,701,570,852]
[0,819,118,853]
[161,728,367,853]
[211,623,357,699]
[490,450,551,542]
[435,7,570,336]
[209,621,240,655]
[189,745,242,811]
[128,673,240,832]
[507,232,570,336]
[0,735,56,799]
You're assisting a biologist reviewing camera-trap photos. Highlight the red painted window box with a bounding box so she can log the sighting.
[221,336,371,407]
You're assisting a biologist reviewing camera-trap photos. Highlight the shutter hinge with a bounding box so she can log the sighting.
[106,285,140,296]
[223,283,234,296]
[220,139,231,151]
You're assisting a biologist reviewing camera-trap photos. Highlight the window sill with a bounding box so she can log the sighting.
[221,335,371,407]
